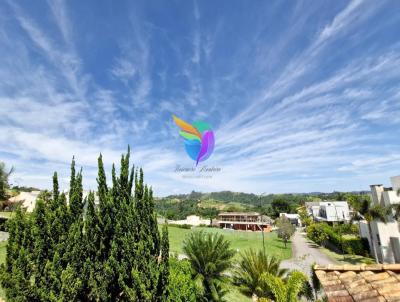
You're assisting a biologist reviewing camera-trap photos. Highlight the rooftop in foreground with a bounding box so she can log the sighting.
[314,264,400,302]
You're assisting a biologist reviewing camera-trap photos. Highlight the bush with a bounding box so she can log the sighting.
[168,223,192,229]
[168,258,199,302]
[307,223,369,256]
[333,223,359,235]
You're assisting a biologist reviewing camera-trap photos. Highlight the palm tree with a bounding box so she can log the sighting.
[182,231,235,301]
[233,249,287,299]
[258,271,309,302]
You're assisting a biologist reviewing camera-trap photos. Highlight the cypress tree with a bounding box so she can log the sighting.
[51,172,59,211]
[69,170,83,222]
[157,224,170,301]
[1,148,169,301]
[96,153,108,202]
[69,156,76,202]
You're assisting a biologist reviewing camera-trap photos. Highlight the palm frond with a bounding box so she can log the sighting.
[286,271,308,302]
[259,272,286,302]
[182,231,234,301]
[233,249,287,298]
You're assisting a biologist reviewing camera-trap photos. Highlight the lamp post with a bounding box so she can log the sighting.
[259,192,267,255]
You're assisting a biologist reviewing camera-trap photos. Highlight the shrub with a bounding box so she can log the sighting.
[307,223,369,256]
[169,223,192,229]
[168,258,199,302]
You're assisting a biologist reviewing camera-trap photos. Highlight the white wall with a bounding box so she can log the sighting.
[383,191,400,207]
[169,215,211,226]
[373,221,400,263]
[319,202,350,222]
[370,185,384,206]
[361,220,400,263]
[391,176,400,192]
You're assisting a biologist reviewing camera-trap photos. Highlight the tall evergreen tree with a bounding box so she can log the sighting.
[0,148,169,301]
[51,172,59,211]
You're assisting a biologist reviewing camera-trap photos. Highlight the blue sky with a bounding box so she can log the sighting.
[0,0,399,196]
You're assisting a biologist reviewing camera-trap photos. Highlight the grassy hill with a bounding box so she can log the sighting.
[155,196,255,220]
[156,190,370,220]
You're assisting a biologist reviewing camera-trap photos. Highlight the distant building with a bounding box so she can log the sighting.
[168,215,211,226]
[8,191,41,212]
[8,190,99,213]
[216,212,273,231]
[305,201,350,223]
[359,176,400,263]
[279,213,301,226]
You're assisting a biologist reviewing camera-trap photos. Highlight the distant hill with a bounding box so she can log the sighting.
[155,190,370,220]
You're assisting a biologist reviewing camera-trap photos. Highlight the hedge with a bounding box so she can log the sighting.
[307,223,369,256]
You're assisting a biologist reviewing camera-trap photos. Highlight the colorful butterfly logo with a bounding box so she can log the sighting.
[172,115,215,165]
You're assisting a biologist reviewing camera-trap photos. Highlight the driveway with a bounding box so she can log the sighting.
[280,230,336,277]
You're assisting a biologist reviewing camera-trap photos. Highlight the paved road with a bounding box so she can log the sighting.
[281,230,336,277]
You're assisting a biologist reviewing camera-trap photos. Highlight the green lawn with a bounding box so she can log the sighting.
[319,245,375,265]
[165,225,292,260]
[0,212,13,219]
[165,226,288,302]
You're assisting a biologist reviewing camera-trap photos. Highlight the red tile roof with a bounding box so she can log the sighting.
[314,264,400,302]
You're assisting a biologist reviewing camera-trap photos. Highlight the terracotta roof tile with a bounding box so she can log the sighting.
[329,297,355,302]
[314,264,400,302]
[352,289,379,301]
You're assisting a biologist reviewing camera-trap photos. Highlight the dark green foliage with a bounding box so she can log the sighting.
[11,185,40,192]
[183,231,235,301]
[0,148,169,301]
[307,223,369,256]
[168,223,192,229]
[271,199,291,217]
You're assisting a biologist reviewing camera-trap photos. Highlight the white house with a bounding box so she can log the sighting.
[279,213,301,227]
[305,201,350,223]
[359,176,400,263]
[168,215,211,227]
[8,191,41,212]
[8,190,99,213]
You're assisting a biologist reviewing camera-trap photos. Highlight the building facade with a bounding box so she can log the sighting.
[168,215,211,226]
[216,212,273,231]
[360,176,400,263]
[305,201,350,223]
[279,213,301,226]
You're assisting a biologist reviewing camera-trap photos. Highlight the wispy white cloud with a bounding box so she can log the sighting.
[1,0,399,195]
[46,0,73,47]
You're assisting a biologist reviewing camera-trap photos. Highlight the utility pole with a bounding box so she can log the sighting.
[259,192,267,255]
